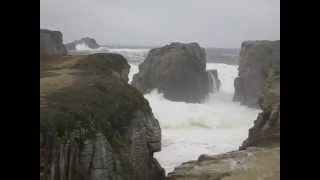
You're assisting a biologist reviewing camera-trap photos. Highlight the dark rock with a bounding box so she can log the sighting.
[65,37,100,51]
[167,147,280,180]
[132,42,217,103]
[240,63,280,149]
[40,53,164,180]
[233,40,280,108]
[40,29,67,58]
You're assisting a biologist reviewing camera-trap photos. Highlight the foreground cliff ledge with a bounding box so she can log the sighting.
[40,52,165,180]
[167,147,279,180]
[233,40,280,108]
[132,42,220,103]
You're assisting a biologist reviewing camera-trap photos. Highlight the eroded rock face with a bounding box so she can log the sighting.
[233,40,280,108]
[166,41,280,180]
[132,42,216,103]
[167,147,280,180]
[40,53,164,180]
[65,37,100,51]
[40,29,67,58]
[240,63,280,149]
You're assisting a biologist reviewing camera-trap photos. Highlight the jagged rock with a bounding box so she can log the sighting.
[167,147,280,180]
[40,29,67,58]
[166,41,280,180]
[233,40,280,108]
[240,63,280,149]
[40,53,165,180]
[132,42,217,103]
[65,37,100,51]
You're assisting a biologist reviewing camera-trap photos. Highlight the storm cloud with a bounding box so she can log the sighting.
[40,0,280,48]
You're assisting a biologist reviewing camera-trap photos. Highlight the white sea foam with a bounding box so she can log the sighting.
[128,62,260,173]
[74,47,260,174]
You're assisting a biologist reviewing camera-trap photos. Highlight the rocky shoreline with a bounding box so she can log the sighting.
[40,29,279,180]
[166,40,280,180]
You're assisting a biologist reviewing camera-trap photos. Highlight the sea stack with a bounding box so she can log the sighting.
[40,29,67,58]
[233,40,280,108]
[167,40,280,180]
[132,42,219,103]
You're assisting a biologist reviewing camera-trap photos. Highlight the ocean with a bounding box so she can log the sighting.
[71,44,260,173]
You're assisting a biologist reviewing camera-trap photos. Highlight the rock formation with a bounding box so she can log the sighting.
[65,37,100,51]
[167,40,280,180]
[132,42,219,103]
[40,29,67,58]
[167,147,280,180]
[240,61,280,149]
[233,40,280,107]
[40,53,165,180]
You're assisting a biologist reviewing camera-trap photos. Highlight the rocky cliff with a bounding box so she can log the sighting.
[166,40,280,180]
[240,61,280,149]
[40,29,67,58]
[132,42,219,103]
[40,53,165,180]
[65,37,100,51]
[233,40,280,108]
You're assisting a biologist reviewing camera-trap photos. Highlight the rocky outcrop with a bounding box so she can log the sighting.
[132,42,218,103]
[65,37,100,51]
[240,62,280,149]
[167,147,279,180]
[166,40,280,180]
[233,40,280,107]
[40,53,164,180]
[40,29,67,58]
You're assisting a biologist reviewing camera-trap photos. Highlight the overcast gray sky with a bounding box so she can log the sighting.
[40,0,280,48]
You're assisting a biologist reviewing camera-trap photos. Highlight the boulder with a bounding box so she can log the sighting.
[233,40,280,108]
[132,42,217,103]
[65,37,100,51]
[40,29,67,58]
[40,53,165,180]
[166,41,280,180]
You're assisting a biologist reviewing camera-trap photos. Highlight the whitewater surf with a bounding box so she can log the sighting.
[74,47,260,173]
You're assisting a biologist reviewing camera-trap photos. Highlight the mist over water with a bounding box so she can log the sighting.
[75,47,260,173]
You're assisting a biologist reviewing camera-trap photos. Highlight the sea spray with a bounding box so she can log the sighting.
[129,62,260,173]
[71,47,260,174]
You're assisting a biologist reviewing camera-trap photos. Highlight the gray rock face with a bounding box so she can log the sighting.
[166,40,280,180]
[233,40,280,108]
[240,62,280,149]
[40,53,165,180]
[132,42,217,103]
[65,37,100,51]
[40,29,67,57]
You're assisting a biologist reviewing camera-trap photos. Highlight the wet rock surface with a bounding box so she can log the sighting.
[233,40,280,108]
[132,42,218,103]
